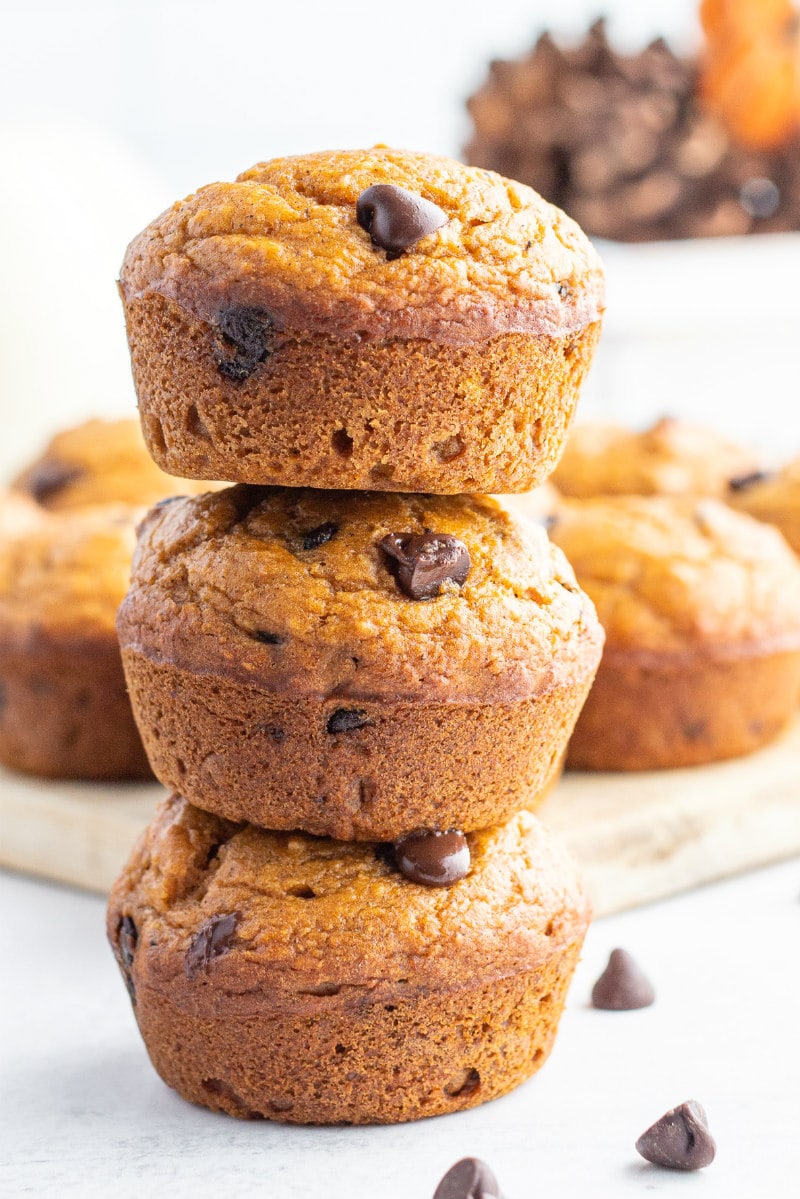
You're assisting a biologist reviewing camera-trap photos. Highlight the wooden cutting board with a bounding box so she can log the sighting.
[2,718,799,917]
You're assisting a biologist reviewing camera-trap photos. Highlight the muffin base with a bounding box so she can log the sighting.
[130,949,581,1124]
[121,648,594,838]
[123,293,601,494]
[567,647,800,771]
[0,630,151,780]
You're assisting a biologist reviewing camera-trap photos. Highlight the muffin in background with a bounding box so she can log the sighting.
[727,458,800,555]
[12,417,215,511]
[0,495,151,779]
[551,417,761,499]
[550,494,800,770]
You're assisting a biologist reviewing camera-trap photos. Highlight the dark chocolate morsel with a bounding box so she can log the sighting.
[185,912,239,979]
[394,829,470,887]
[213,306,274,381]
[326,708,370,734]
[433,1157,502,1199]
[591,948,655,1010]
[356,184,447,258]
[300,521,339,551]
[636,1100,716,1170]
[380,531,470,600]
[252,630,283,645]
[24,460,84,506]
[728,470,773,493]
[116,915,138,1003]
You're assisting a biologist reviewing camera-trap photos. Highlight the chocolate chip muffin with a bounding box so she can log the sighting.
[11,418,215,511]
[550,496,800,770]
[727,458,800,555]
[107,793,590,1124]
[117,485,603,839]
[0,495,151,779]
[119,146,604,494]
[551,417,761,500]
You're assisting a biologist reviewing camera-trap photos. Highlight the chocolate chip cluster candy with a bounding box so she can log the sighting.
[109,145,603,1126]
[466,18,800,241]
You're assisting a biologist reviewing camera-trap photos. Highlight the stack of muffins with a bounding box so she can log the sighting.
[107,147,606,1124]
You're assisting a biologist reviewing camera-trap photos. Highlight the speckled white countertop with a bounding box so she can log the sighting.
[2,858,799,1198]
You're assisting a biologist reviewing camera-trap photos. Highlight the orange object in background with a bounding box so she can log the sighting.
[700,0,800,148]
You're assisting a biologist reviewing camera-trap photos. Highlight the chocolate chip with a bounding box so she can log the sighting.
[252,630,283,645]
[326,708,370,734]
[728,470,773,492]
[185,912,239,979]
[356,184,447,258]
[300,521,338,551]
[24,460,83,506]
[213,306,274,381]
[636,1101,716,1170]
[433,1157,502,1199]
[394,829,470,887]
[380,532,470,600]
[115,915,138,1003]
[591,948,655,1010]
[739,177,781,220]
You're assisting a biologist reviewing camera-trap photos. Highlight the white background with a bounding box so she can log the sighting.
[0,0,714,475]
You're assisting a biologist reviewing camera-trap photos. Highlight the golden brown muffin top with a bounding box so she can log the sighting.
[108,793,590,1012]
[727,459,800,555]
[0,496,139,638]
[551,417,761,499]
[119,146,605,345]
[550,496,800,656]
[118,485,603,704]
[11,418,215,511]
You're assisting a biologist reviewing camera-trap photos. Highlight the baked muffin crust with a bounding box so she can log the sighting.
[118,485,601,836]
[120,147,604,346]
[728,458,800,555]
[551,496,800,656]
[0,496,151,778]
[12,418,215,511]
[552,417,760,499]
[108,794,590,1123]
[120,485,601,706]
[551,496,800,768]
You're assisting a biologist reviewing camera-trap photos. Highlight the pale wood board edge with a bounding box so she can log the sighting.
[1,719,799,917]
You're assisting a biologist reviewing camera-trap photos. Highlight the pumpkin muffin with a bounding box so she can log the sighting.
[551,417,761,500]
[119,146,604,494]
[12,417,215,511]
[107,792,591,1124]
[550,495,800,770]
[727,458,800,555]
[117,485,603,839]
[0,494,151,779]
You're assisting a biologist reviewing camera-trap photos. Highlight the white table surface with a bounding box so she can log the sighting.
[2,858,799,1198]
